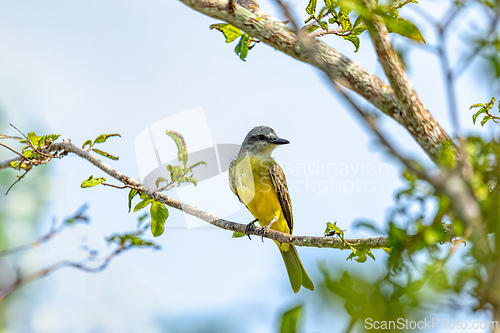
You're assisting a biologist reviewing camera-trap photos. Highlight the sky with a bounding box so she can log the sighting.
[0,0,497,332]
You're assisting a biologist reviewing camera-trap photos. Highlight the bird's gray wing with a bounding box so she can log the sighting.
[269,161,293,234]
[228,159,244,204]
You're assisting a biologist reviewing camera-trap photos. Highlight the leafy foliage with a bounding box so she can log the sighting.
[80,175,106,188]
[5,130,61,193]
[156,130,206,190]
[129,193,169,237]
[470,97,500,126]
[325,221,345,240]
[106,214,161,250]
[127,130,205,237]
[304,0,424,52]
[232,231,246,238]
[82,133,121,160]
[210,23,258,61]
[279,305,303,333]
[312,133,499,330]
[346,246,375,263]
[14,131,61,170]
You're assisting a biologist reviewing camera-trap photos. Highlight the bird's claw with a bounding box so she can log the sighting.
[260,218,277,242]
[260,225,272,242]
[245,219,258,240]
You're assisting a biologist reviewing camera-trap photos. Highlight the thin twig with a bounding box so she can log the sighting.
[0,135,23,140]
[0,205,89,256]
[0,246,126,302]
[0,224,65,257]
[101,183,130,189]
[0,142,25,159]
[274,0,299,32]
[5,170,28,195]
[310,28,344,37]
[453,7,499,79]
[10,124,53,159]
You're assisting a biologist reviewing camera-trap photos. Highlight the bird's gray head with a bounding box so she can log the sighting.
[239,126,289,156]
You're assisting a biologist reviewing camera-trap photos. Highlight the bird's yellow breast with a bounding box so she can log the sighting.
[233,155,290,234]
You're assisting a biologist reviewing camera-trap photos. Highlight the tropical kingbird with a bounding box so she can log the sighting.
[229,126,314,293]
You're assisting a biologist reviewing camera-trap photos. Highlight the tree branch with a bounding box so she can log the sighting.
[1,140,396,250]
[360,0,458,157]
[0,206,88,257]
[178,0,454,162]
[0,246,126,302]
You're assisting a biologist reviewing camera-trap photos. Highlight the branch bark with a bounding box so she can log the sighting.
[178,0,454,162]
[45,140,388,250]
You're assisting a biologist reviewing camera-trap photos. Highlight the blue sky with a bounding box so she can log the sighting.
[0,0,497,332]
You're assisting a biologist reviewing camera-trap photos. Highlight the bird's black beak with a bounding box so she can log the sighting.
[270,137,290,145]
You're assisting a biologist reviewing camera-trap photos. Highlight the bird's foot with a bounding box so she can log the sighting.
[260,218,277,243]
[244,219,258,240]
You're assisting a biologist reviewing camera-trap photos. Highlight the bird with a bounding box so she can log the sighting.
[229,126,314,293]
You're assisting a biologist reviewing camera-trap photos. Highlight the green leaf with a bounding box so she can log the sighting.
[10,161,19,169]
[306,0,317,15]
[308,24,320,33]
[469,103,485,109]
[155,177,169,188]
[353,15,363,29]
[106,233,161,250]
[318,6,328,20]
[177,176,198,186]
[209,23,243,43]
[343,35,360,52]
[165,130,188,166]
[150,201,169,237]
[91,148,119,160]
[319,21,328,32]
[347,246,375,263]
[481,115,492,126]
[383,16,425,43]
[486,97,496,110]
[324,221,345,241]
[325,0,336,11]
[339,12,352,31]
[305,15,315,24]
[93,133,121,144]
[128,188,138,213]
[352,23,367,35]
[235,34,250,61]
[280,305,303,333]
[168,165,184,182]
[188,160,207,170]
[27,132,41,148]
[232,231,246,238]
[82,140,93,150]
[472,108,486,124]
[134,195,153,212]
[81,175,106,188]
[39,134,60,146]
[23,149,33,158]
[472,108,486,125]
